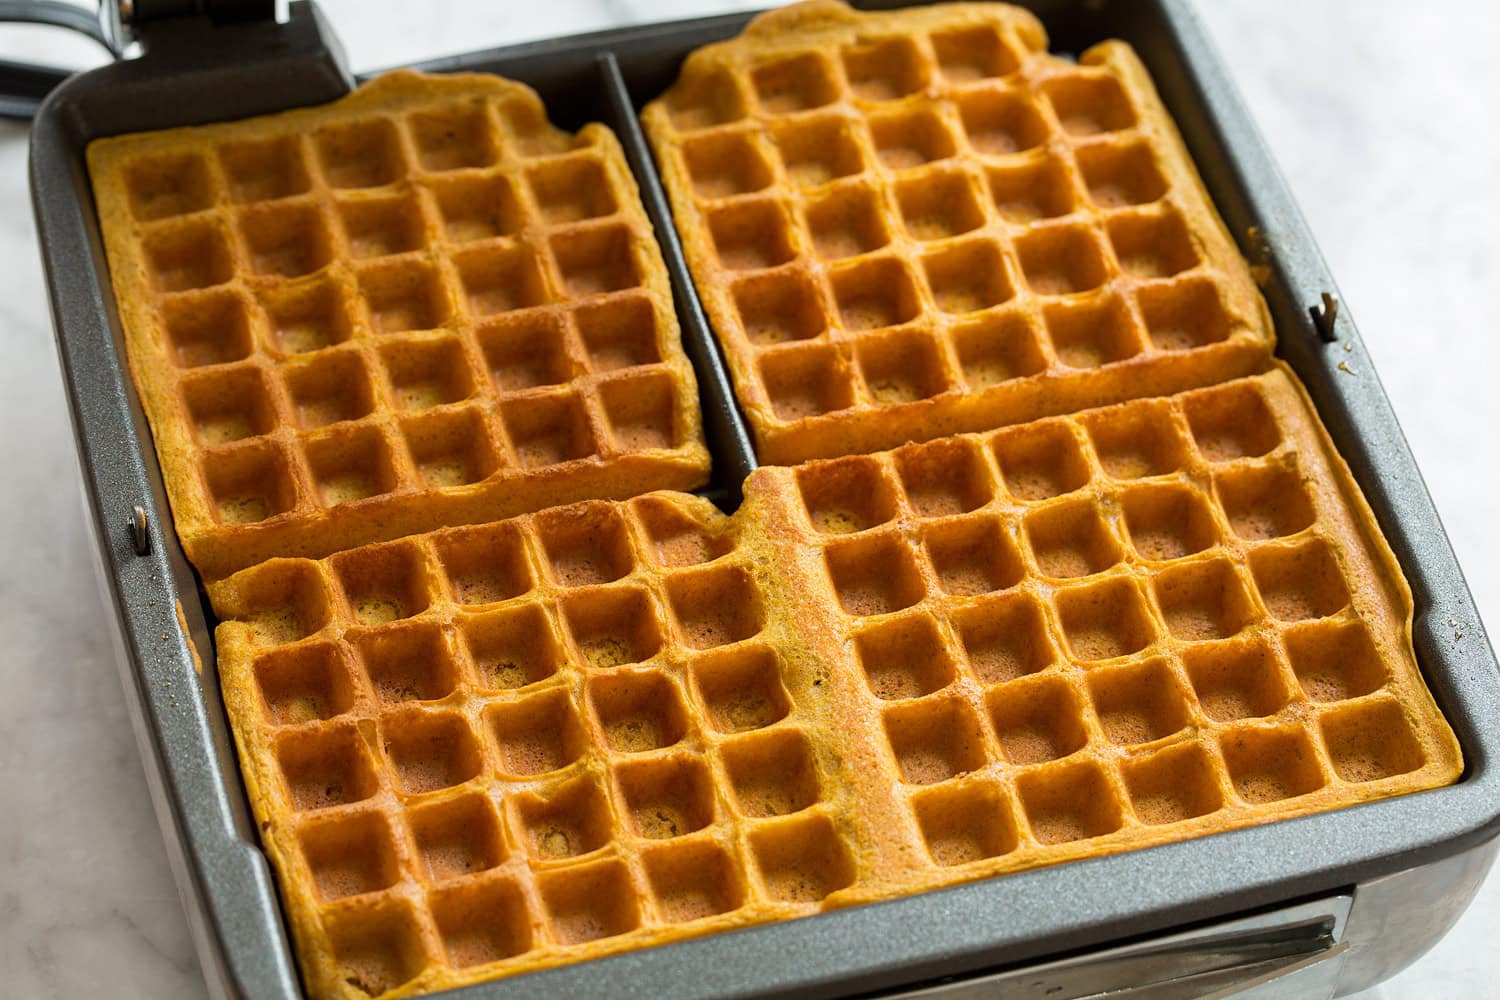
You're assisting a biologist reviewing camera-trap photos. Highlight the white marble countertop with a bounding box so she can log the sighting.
[1,1,1495,996]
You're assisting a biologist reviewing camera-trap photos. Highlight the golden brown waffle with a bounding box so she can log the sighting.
[89,70,710,578]
[211,368,1458,999]
[643,1,1274,464]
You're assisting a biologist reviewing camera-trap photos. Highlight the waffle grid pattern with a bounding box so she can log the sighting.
[89,71,709,577]
[211,493,857,999]
[755,368,1458,876]
[644,1,1273,463]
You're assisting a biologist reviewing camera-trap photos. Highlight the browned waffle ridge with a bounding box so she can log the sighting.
[88,70,710,579]
[643,0,1275,464]
[211,367,1459,999]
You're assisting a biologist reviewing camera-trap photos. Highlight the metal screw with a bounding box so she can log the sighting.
[1311,291,1340,342]
[129,505,150,556]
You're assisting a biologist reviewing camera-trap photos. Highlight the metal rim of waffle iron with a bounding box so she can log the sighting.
[28,2,1500,998]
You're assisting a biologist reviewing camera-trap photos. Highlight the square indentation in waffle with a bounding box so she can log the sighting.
[923,514,1024,596]
[953,592,1056,684]
[665,564,764,649]
[408,103,499,171]
[432,521,532,606]
[831,256,922,331]
[1015,224,1110,297]
[1183,637,1294,723]
[126,151,215,220]
[526,153,620,225]
[535,504,634,587]
[1081,401,1188,480]
[358,259,451,334]
[1219,725,1327,804]
[1107,207,1199,280]
[1043,72,1137,137]
[840,36,930,102]
[354,624,458,705]
[576,294,662,373]
[337,193,426,260]
[1075,139,1168,209]
[181,366,277,446]
[475,310,575,393]
[614,754,717,839]
[600,371,683,453]
[499,391,598,469]
[551,223,642,298]
[931,24,1022,83]
[202,441,299,526]
[912,781,1019,866]
[992,421,1091,502]
[1085,658,1190,747]
[1120,483,1219,561]
[895,169,985,242]
[325,900,431,996]
[796,455,899,535]
[302,424,400,506]
[681,129,773,199]
[749,812,854,903]
[427,173,525,243]
[804,183,891,260]
[402,408,502,488]
[1249,538,1350,622]
[632,494,734,568]
[461,605,561,691]
[705,198,796,271]
[236,201,334,279]
[1054,577,1157,662]
[1024,499,1123,579]
[282,350,376,429]
[380,707,483,795]
[333,542,434,626]
[1138,277,1233,352]
[1150,558,1258,642]
[260,278,356,356]
[562,586,664,670]
[408,792,506,882]
[1043,294,1144,369]
[691,645,791,733]
[855,611,958,701]
[538,859,642,944]
[868,107,957,172]
[300,809,403,901]
[759,343,858,420]
[512,775,615,861]
[643,838,745,923]
[485,688,587,777]
[1284,620,1388,704]
[953,310,1047,389]
[896,437,996,517]
[255,641,356,724]
[1183,382,1282,462]
[218,135,310,205]
[720,727,820,816]
[883,696,990,785]
[923,239,1014,315]
[773,114,867,188]
[315,118,406,189]
[824,533,927,617]
[1214,461,1315,541]
[661,64,749,132]
[751,53,840,115]
[452,244,550,318]
[1321,698,1427,784]
[230,560,333,646]
[1122,742,1225,826]
[856,329,954,405]
[430,877,533,968]
[733,270,827,347]
[276,725,380,811]
[987,674,1088,765]
[986,155,1079,223]
[587,670,688,753]
[1017,760,1123,845]
[955,86,1049,156]
[159,289,253,366]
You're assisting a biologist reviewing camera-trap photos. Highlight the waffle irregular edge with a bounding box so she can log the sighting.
[88,69,711,580]
[210,367,1459,1000]
[643,0,1276,464]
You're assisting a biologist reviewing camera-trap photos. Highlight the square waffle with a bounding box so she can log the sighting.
[643,0,1275,463]
[210,368,1458,999]
[88,70,710,578]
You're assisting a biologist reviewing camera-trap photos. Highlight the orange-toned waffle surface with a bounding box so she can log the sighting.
[89,70,709,579]
[210,368,1458,999]
[643,1,1274,464]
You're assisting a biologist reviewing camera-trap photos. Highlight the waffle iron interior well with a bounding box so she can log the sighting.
[27,1,1500,997]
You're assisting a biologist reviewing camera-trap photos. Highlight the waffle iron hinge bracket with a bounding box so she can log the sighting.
[1311,291,1340,342]
[105,0,281,54]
